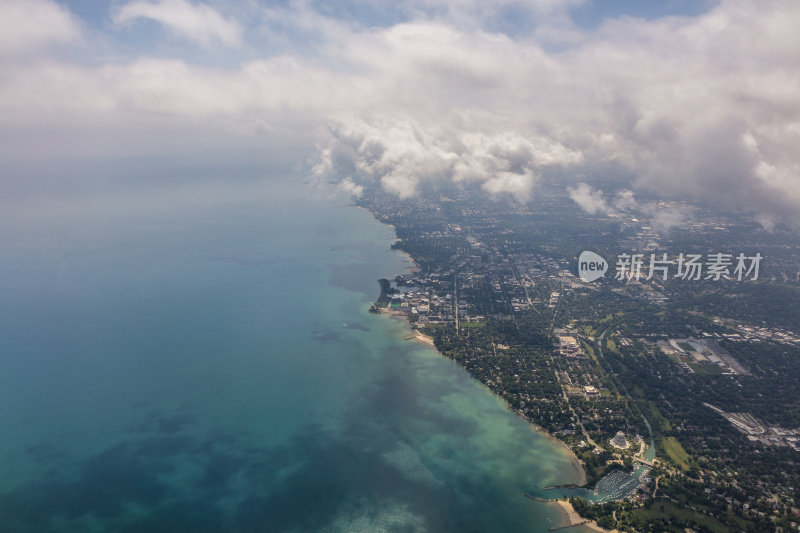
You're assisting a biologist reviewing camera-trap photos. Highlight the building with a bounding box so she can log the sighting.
[611,431,628,449]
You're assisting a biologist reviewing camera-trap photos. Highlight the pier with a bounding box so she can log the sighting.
[524,493,553,503]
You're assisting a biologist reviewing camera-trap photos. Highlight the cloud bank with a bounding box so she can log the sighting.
[0,0,81,55]
[567,183,694,233]
[312,117,582,201]
[1,0,799,226]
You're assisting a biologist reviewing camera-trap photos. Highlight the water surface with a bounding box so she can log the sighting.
[0,182,583,532]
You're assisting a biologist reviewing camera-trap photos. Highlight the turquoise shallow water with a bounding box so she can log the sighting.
[0,182,583,532]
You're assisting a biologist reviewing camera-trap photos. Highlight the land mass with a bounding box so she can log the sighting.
[358,182,800,533]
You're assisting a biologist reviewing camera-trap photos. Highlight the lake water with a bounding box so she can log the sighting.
[0,180,585,532]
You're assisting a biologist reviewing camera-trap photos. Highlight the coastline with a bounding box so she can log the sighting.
[352,204,419,274]
[551,500,617,533]
[380,308,436,346]
[542,430,588,487]
[409,328,436,347]
[368,217,591,525]
[385,305,594,527]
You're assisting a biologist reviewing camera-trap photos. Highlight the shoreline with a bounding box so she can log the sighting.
[551,500,617,533]
[369,227,591,514]
[381,309,437,347]
[381,305,595,529]
[379,304,587,483]
[542,431,588,487]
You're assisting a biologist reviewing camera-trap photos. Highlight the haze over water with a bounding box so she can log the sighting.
[0,180,583,532]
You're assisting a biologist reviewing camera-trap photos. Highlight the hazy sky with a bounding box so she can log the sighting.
[1,0,798,227]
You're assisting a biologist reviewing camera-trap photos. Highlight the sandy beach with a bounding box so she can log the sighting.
[552,500,617,533]
[409,330,436,346]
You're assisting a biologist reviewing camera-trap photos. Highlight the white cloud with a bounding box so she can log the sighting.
[570,0,800,223]
[0,0,81,55]
[311,116,580,201]
[482,170,536,202]
[114,0,243,47]
[567,183,611,215]
[1,0,800,227]
[337,177,364,198]
[568,183,693,232]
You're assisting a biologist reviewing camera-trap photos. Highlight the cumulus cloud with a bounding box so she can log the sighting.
[307,0,800,223]
[114,0,243,47]
[577,1,800,223]
[312,117,582,201]
[568,183,611,215]
[1,0,800,227]
[481,171,536,202]
[0,0,81,55]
